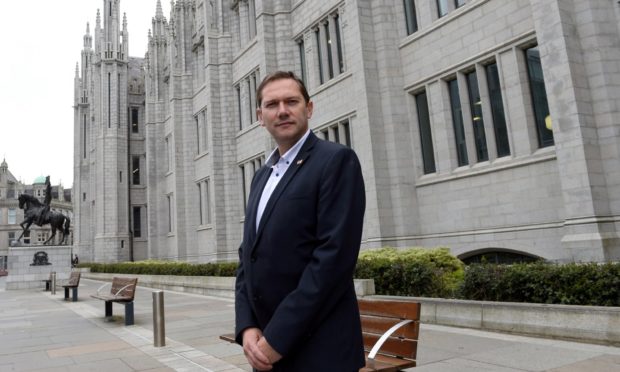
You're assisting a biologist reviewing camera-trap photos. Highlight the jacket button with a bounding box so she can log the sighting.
[250,255,256,263]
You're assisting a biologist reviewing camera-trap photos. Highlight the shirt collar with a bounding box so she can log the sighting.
[265,129,311,167]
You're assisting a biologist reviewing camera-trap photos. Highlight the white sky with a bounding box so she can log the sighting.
[0,0,170,188]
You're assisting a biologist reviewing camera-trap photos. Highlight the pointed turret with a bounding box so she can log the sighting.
[83,22,92,49]
[156,0,164,19]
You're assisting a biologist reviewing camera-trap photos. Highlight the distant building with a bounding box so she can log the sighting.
[0,159,73,269]
[74,0,620,263]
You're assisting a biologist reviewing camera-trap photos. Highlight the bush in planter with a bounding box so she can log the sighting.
[458,262,620,306]
[355,247,464,298]
[83,260,238,277]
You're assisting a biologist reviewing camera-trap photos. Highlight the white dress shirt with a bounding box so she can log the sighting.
[256,129,311,231]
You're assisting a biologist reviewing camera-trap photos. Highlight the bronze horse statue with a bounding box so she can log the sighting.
[16,194,71,245]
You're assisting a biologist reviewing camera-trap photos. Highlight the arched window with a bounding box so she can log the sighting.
[459,249,541,265]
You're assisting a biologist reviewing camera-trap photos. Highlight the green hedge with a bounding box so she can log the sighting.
[80,250,620,306]
[82,260,238,277]
[354,247,465,298]
[459,262,620,306]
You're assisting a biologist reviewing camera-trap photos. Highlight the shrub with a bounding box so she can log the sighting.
[83,260,238,277]
[355,247,464,298]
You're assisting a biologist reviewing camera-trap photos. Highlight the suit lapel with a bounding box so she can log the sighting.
[252,133,318,249]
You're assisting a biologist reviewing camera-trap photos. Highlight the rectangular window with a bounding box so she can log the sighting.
[165,137,171,172]
[525,45,554,148]
[437,0,449,17]
[315,29,324,84]
[167,195,173,233]
[131,108,139,133]
[83,114,87,158]
[485,62,510,157]
[248,0,257,39]
[334,14,344,74]
[201,110,208,153]
[324,22,334,79]
[236,85,243,130]
[195,115,200,154]
[198,182,203,225]
[132,156,140,185]
[8,208,16,224]
[133,206,141,238]
[205,179,212,224]
[250,73,257,123]
[466,71,489,162]
[455,0,466,7]
[298,39,307,83]
[403,0,418,35]
[448,79,468,166]
[415,91,436,174]
[8,232,15,247]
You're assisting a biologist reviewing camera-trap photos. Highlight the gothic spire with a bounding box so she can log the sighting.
[156,0,164,19]
[123,12,127,31]
[96,9,101,28]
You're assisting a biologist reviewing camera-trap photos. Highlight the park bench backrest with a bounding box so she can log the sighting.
[67,271,81,287]
[358,298,420,363]
[110,277,138,300]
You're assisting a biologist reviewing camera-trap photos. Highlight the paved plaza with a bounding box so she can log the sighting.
[0,277,619,371]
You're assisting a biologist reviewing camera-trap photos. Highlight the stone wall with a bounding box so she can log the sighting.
[6,245,72,290]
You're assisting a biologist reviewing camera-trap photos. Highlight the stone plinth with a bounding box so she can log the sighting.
[6,245,73,290]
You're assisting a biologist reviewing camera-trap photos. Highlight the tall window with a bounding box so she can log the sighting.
[8,232,15,247]
[167,194,173,233]
[133,206,141,238]
[403,0,418,35]
[437,0,449,17]
[83,114,87,158]
[314,12,344,84]
[204,179,211,224]
[315,28,324,84]
[415,91,436,174]
[236,85,242,130]
[525,46,553,148]
[298,38,307,83]
[485,63,510,157]
[131,107,139,133]
[466,71,489,162]
[165,137,171,172]
[448,79,468,166]
[132,156,140,185]
[248,0,256,39]
[455,0,466,7]
[8,208,16,224]
[198,182,203,225]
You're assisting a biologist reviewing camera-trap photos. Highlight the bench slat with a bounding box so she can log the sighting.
[361,315,419,339]
[358,299,420,320]
[362,333,417,359]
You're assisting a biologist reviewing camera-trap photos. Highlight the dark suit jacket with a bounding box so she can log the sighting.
[235,131,366,371]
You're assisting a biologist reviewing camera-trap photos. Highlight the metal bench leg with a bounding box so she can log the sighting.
[72,287,78,302]
[105,301,113,318]
[45,281,50,291]
[125,302,134,326]
[64,287,70,300]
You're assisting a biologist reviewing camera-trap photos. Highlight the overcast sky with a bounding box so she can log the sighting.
[0,0,170,188]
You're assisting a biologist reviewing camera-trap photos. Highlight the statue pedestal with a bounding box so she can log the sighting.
[5,245,73,290]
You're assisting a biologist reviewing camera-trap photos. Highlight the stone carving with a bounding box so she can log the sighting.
[30,251,52,266]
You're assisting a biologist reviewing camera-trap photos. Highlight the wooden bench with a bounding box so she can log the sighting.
[61,271,81,302]
[219,298,420,371]
[91,277,138,325]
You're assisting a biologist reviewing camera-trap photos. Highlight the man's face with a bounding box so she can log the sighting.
[257,78,313,154]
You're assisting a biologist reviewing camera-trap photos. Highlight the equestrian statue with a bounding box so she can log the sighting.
[16,176,71,245]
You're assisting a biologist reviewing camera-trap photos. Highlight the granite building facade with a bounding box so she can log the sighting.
[74,0,620,263]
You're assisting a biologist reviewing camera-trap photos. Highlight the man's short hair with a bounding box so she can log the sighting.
[256,71,310,107]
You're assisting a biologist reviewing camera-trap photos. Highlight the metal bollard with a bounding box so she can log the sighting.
[153,290,166,347]
[51,272,56,295]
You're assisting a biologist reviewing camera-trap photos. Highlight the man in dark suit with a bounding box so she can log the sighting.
[235,71,366,371]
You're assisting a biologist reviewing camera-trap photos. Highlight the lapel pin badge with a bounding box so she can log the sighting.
[296,159,303,165]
